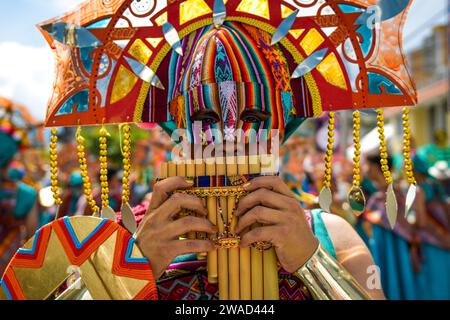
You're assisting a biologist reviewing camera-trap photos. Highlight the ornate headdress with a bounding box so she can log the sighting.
[1,0,417,300]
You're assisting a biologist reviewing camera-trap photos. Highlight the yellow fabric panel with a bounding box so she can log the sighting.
[236,0,270,20]
[129,39,152,65]
[179,0,212,25]
[317,53,347,90]
[300,29,324,56]
[111,66,138,104]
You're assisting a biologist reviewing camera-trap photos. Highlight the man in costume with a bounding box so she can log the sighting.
[1,0,418,300]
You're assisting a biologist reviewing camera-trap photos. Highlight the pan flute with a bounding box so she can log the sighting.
[160,155,280,300]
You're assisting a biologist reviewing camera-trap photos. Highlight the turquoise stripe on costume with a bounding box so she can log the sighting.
[311,209,337,259]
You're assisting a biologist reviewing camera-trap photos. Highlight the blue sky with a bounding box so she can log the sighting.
[0,0,447,120]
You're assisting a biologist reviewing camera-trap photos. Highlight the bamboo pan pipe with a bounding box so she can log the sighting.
[205,158,218,283]
[216,158,229,300]
[238,156,251,300]
[249,155,264,300]
[261,155,280,300]
[160,155,279,300]
[226,156,240,300]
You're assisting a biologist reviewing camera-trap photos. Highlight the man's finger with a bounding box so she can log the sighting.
[157,193,208,222]
[171,239,215,256]
[235,189,294,216]
[150,177,193,210]
[243,176,294,198]
[240,226,282,248]
[235,206,281,234]
[166,216,218,238]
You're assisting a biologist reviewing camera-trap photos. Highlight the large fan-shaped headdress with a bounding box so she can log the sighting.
[39,0,416,129]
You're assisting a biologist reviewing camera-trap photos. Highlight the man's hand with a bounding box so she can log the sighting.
[135,177,217,279]
[235,176,319,273]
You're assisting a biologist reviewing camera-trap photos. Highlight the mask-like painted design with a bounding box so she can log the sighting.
[163,22,307,144]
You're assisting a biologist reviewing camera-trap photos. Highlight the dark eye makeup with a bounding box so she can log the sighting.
[190,109,220,125]
[240,109,270,123]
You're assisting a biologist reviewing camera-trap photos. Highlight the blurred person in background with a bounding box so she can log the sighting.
[0,128,39,275]
[357,153,450,300]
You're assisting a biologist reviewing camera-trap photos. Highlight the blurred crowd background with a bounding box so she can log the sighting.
[0,0,448,300]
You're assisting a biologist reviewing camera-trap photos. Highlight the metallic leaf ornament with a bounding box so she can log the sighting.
[101,206,117,222]
[162,22,183,56]
[213,0,227,27]
[319,187,332,213]
[355,0,410,26]
[122,203,137,234]
[386,183,398,229]
[405,183,417,217]
[271,9,299,46]
[124,57,165,89]
[291,48,328,79]
[41,22,103,48]
[348,187,366,215]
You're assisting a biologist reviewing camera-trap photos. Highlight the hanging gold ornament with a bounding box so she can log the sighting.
[319,112,335,213]
[76,126,100,216]
[402,107,417,217]
[376,109,398,228]
[348,111,366,215]
[99,124,116,221]
[120,124,137,234]
[50,128,62,219]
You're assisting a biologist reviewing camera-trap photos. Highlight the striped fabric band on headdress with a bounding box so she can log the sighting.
[163,22,312,142]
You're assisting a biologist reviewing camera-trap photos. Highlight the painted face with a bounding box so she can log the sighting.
[130,0,154,14]
[162,22,309,146]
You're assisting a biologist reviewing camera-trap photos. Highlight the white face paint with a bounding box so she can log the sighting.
[131,0,154,14]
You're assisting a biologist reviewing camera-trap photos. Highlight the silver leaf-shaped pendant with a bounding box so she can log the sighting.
[162,22,183,56]
[54,205,61,220]
[271,9,299,45]
[101,206,117,222]
[405,184,417,217]
[213,0,227,27]
[124,57,165,89]
[319,187,332,213]
[41,22,104,48]
[292,48,328,79]
[386,183,398,229]
[122,203,137,234]
[348,187,366,216]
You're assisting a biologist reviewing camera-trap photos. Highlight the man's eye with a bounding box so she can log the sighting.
[240,109,270,123]
[191,110,220,125]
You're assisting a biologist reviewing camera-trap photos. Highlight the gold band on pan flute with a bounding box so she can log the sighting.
[294,244,371,300]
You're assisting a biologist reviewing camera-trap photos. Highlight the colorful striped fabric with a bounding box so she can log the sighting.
[164,22,313,143]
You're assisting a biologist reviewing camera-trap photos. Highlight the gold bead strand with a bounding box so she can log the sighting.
[120,124,137,234]
[50,128,62,218]
[121,124,132,205]
[319,112,335,213]
[402,108,416,185]
[376,109,393,185]
[76,126,100,216]
[402,107,417,216]
[376,108,398,228]
[348,111,366,215]
[99,125,110,210]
